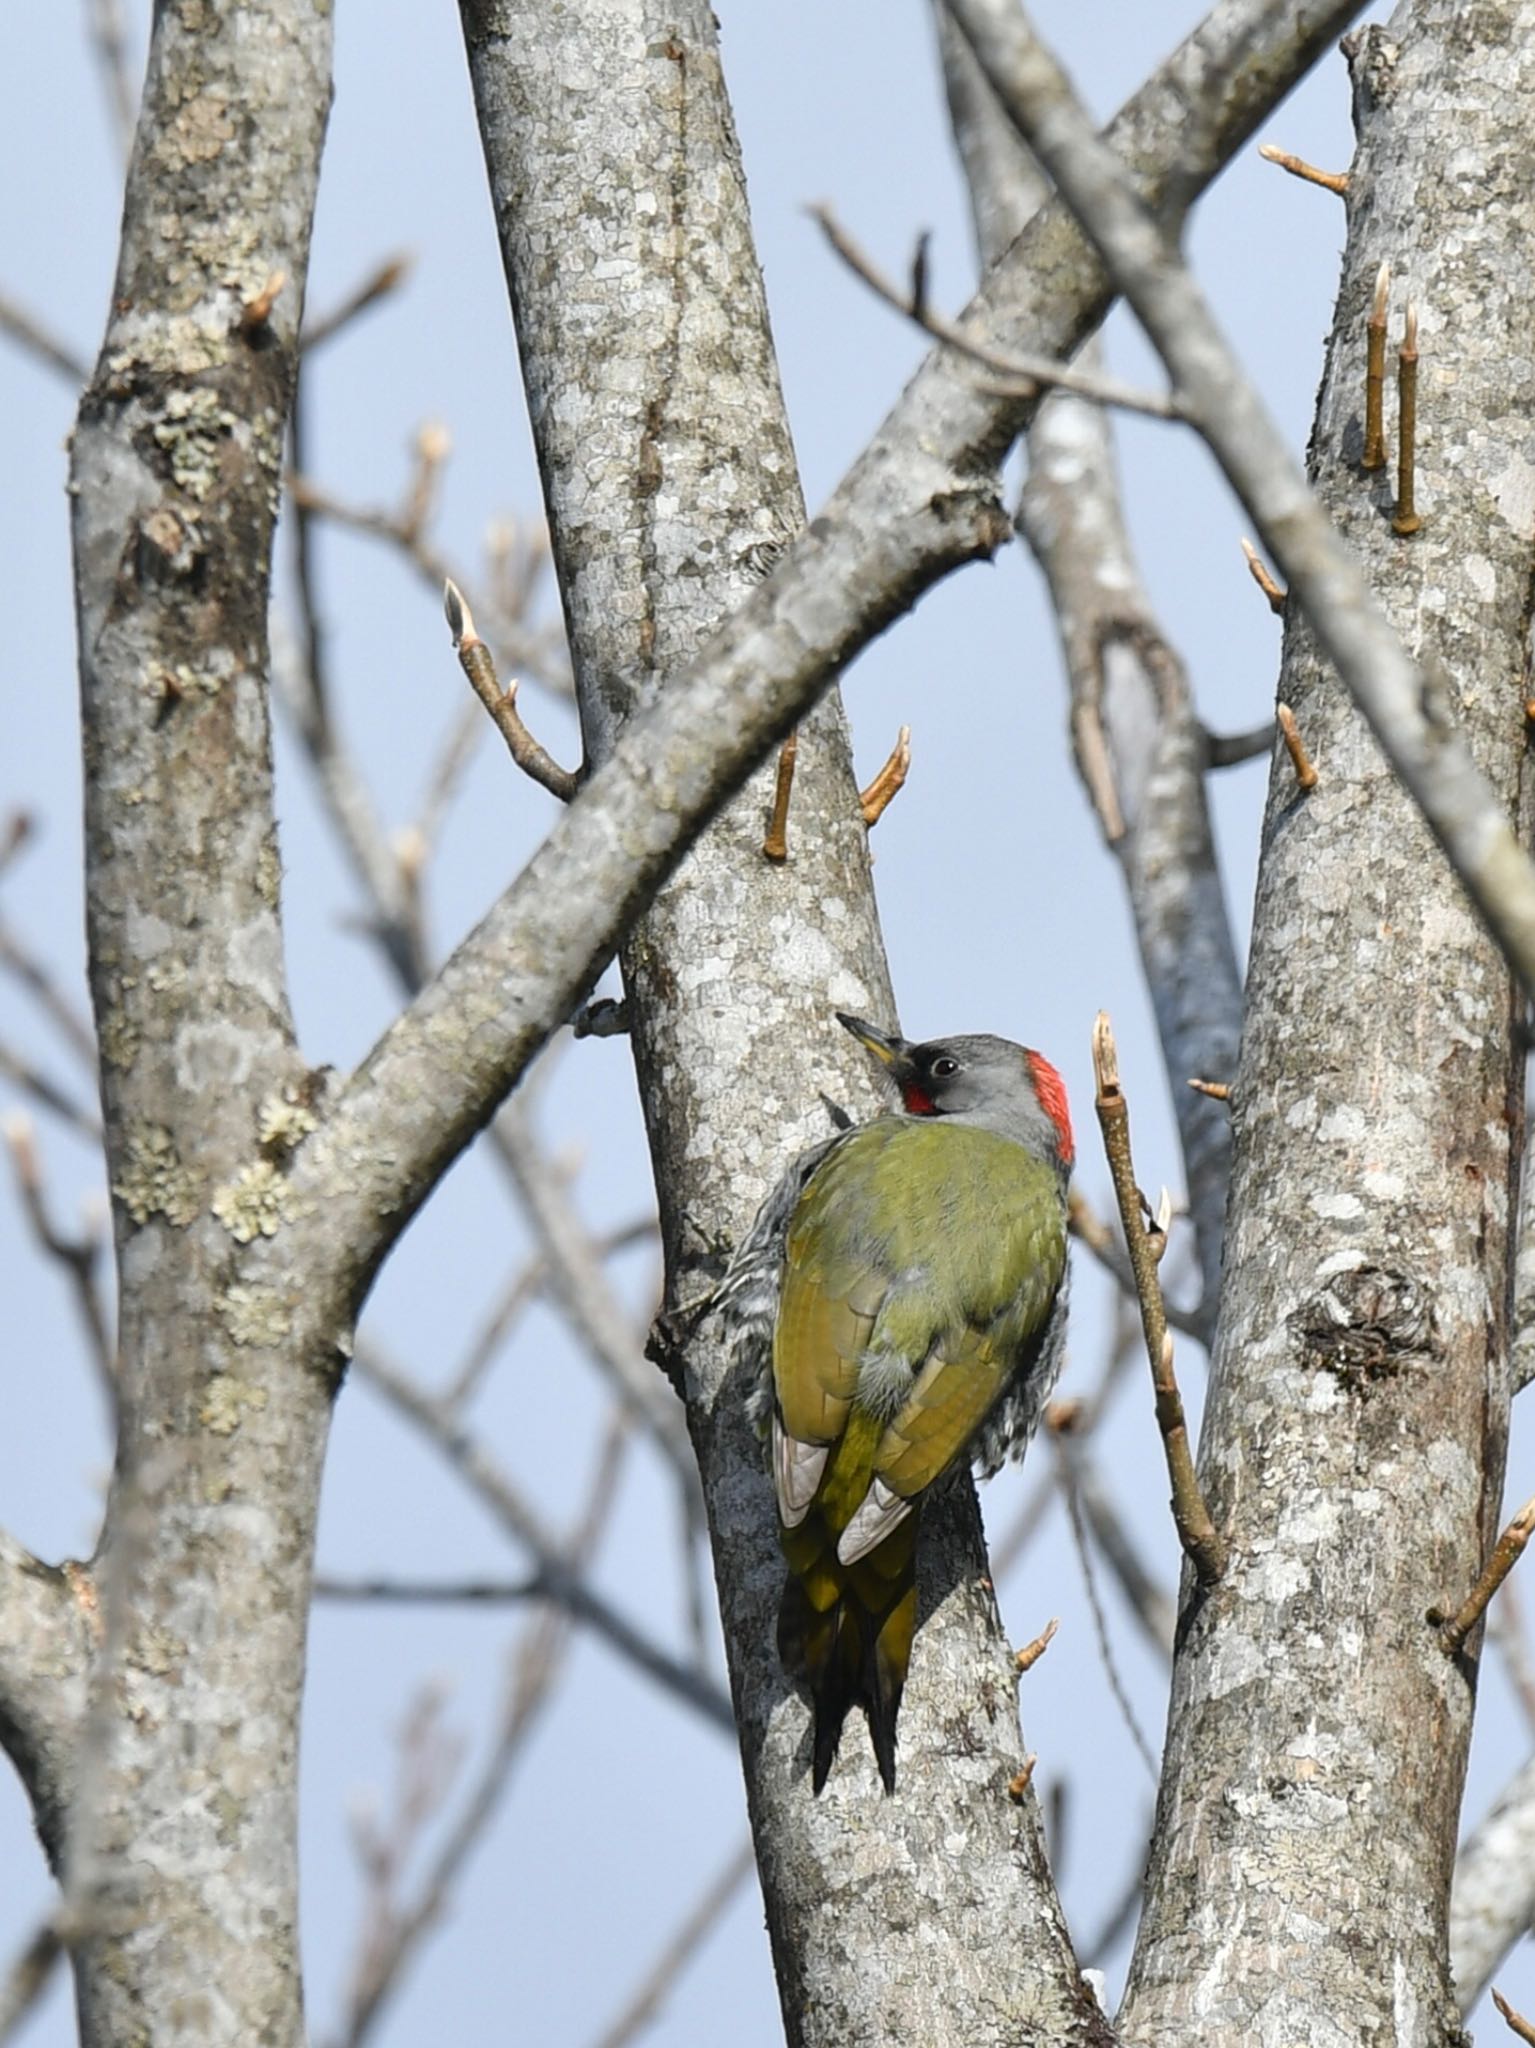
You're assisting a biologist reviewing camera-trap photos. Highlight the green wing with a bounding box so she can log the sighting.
[767,1117,1066,1789]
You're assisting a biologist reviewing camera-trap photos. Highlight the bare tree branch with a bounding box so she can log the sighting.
[1092,1014,1225,1582]
[0,291,87,387]
[935,4,1242,1331]
[585,1837,756,2048]
[811,203,1183,421]
[351,1345,731,1732]
[0,1917,63,2047]
[0,1535,92,1868]
[2,1117,114,1411]
[281,0,1370,1340]
[300,253,413,354]
[0,920,98,1072]
[444,578,581,799]
[0,1046,102,1142]
[83,0,137,163]
[932,0,1535,2033]
[1451,1750,1535,2012]
[949,0,1535,1002]
[333,1414,637,2047]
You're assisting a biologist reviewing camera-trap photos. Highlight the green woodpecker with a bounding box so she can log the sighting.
[721,1012,1072,1793]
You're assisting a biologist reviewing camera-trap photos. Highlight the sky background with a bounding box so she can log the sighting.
[4,1,1532,2043]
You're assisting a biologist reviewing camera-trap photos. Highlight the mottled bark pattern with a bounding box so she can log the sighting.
[1122,6,1535,2042]
[940,9,1242,1334]
[65,4,334,2043]
[458,5,1106,2043]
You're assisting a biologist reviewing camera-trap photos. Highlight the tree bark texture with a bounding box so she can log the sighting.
[63,3,333,2042]
[1121,6,1535,2041]
[934,10,1242,1332]
[457,6,1103,2043]
[258,0,1363,1297]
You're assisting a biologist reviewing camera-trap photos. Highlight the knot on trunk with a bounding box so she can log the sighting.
[1290,1263,1434,1388]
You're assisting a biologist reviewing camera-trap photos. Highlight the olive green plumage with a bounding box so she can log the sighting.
[723,1014,1073,1793]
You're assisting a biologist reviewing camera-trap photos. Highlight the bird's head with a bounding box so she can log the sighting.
[836,1012,1073,1169]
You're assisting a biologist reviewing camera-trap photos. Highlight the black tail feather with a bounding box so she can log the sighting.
[781,1578,905,1794]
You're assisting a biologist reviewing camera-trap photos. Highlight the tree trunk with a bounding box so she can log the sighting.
[64,3,333,2042]
[1122,5,1534,2040]
[457,6,1101,2042]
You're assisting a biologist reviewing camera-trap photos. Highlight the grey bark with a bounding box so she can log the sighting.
[456,6,1100,2043]
[446,3,1381,2044]
[0,1539,92,1866]
[8,1,1502,2042]
[61,3,333,2043]
[936,11,1242,1332]
[263,0,1363,1302]
[1512,1161,1535,1392]
[951,0,1535,1009]
[1104,5,1535,2040]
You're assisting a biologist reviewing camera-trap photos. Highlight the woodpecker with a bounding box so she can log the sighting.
[720,1012,1072,1793]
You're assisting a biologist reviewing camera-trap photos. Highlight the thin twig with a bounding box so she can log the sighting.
[286,470,572,700]
[0,1043,102,1140]
[1091,1013,1226,1581]
[0,291,89,388]
[1257,142,1348,195]
[1186,1077,1230,1103]
[1066,1187,1208,1342]
[1431,1492,1535,1657]
[1240,536,1286,614]
[1276,702,1319,791]
[317,1575,546,1604]
[1014,1615,1059,1673]
[301,253,413,353]
[339,1682,467,2041]
[1058,1440,1158,1778]
[443,1210,658,1409]
[1007,1755,1039,1801]
[1394,299,1422,536]
[1203,721,1275,768]
[990,1287,1141,1585]
[351,1346,730,1731]
[1494,1989,1535,2046]
[443,580,581,801]
[407,698,484,873]
[585,1838,756,2048]
[3,1117,115,1410]
[1083,1833,1149,1961]
[84,0,138,163]
[0,1916,63,2046]
[238,270,285,334]
[810,203,1185,423]
[859,725,912,827]
[401,422,451,546]
[334,1414,636,2048]
[0,924,98,1070]
[1363,260,1390,471]
[762,731,797,862]
[1073,1447,1177,1658]
[0,810,33,883]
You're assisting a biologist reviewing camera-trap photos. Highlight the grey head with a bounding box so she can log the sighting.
[836,1013,1074,1172]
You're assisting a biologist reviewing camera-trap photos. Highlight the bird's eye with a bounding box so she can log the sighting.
[931,1055,960,1079]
